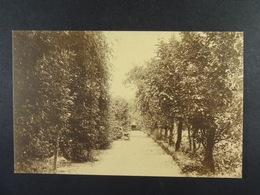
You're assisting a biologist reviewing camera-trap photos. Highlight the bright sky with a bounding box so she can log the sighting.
[104,31,177,101]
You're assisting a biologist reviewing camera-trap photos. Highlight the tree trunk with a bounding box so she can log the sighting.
[175,118,183,151]
[86,149,92,160]
[53,130,59,173]
[159,128,162,140]
[187,125,192,151]
[164,127,168,141]
[192,128,198,153]
[169,122,174,146]
[202,129,216,172]
[155,122,160,140]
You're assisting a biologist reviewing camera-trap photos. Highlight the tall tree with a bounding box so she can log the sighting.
[13,31,112,172]
[126,32,243,172]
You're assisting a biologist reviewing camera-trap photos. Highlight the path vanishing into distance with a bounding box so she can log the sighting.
[58,131,184,177]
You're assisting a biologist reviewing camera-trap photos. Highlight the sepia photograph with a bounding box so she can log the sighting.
[13,31,243,178]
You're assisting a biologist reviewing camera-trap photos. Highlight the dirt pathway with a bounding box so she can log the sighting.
[58,131,184,177]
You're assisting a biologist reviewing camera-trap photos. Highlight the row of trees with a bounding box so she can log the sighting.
[13,31,111,172]
[108,97,130,140]
[126,32,243,172]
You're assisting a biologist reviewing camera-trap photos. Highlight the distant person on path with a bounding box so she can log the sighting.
[131,120,137,130]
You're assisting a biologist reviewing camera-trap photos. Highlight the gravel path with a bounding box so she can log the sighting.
[58,131,184,177]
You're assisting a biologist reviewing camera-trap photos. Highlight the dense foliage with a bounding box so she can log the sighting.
[13,31,111,172]
[126,32,243,174]
[108,97,130,140]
